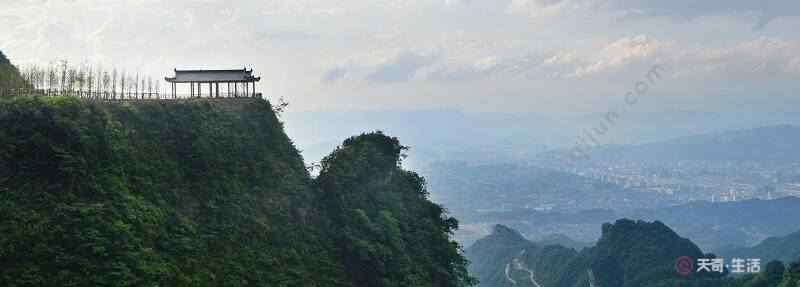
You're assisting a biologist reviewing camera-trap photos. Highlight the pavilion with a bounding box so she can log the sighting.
[165,68,261,99]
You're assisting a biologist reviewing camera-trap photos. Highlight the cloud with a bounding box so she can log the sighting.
[504,0,800,29]
[605,0,800,29]
[366,51,439,83]
[575,35,665,77]
[322,67,347,83]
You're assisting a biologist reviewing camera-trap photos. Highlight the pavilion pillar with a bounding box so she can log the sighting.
[252,81,256,97]
[234,83,238,97]
[215,83,219,98]
[190,83,193,98]
[227,83,231,97]
[245,82,249,97]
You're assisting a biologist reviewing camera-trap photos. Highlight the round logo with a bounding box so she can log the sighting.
[675,256,693,276]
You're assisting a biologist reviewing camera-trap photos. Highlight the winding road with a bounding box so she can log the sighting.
[503,249,542,287]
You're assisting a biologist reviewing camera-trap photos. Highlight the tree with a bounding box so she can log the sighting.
[766,260,786,286]
[112,69,117,99]
[77,67,86,98]
[67,68,76,97]
[60,60,67,95]
[102,71,110,99]
[120,71,126,100]
[86,66,94,99]
[135,73,139,99]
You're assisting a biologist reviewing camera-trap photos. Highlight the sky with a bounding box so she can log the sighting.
[1,0,799,114]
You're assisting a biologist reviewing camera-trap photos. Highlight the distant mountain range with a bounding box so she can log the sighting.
[423,161,672,219]
[455,196,800,253]
[625,196,800,252]
[719,229,800,265]
[286,109,800,168]
[565,124,800,163]
[531,233,593,251]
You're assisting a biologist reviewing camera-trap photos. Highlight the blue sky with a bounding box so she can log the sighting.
[1,0,798,114]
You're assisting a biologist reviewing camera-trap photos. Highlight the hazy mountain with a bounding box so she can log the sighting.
[581,125,800,163]
[626,197,800,252]
[531,233,593,251]
[454,196,800,255]
[467,220,726,287]
[423,161,672,219]
[719,229,800,265]
[283,110,561,166]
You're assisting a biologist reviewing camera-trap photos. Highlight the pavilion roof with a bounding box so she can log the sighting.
[165,68,261,83]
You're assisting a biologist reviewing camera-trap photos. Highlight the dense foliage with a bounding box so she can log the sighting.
[0,50,25,92]
[316,132,475,287]
[0,96,473,286]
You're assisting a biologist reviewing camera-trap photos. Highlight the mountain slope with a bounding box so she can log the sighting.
[720,230,800,265]
[466,225,576,287]
[467,220,727,287]
[0,50,25,91]
[626,197,800,251]
[532,233,592,251]
[316,131,475,287]
[0,96,473,287]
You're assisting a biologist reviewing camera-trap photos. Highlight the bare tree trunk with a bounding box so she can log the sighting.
[120,71,126,100]
[135,73,139,99]
[60,60,67,96]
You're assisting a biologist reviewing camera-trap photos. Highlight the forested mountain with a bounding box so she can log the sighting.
[468,220,731,287]
[532,233,593,251]
[466,225,578,287]
[719,230,800,266]
[626,197,800,252]
[0,96,473,286]
[0,50,9,64]
[468,221,800,287]
[0,50,25,90]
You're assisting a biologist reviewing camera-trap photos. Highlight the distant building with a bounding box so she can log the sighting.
[165,68,261,99]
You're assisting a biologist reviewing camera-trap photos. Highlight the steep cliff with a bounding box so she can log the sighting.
[0,96,473,287]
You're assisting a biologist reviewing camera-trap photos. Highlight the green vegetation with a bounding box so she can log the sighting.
[724,261,800,287]
[0,96,473,286]
[720,230,800,265]
[468,221,800,287]
[468,220,729,287]
[0,50,26,92]
[317,132,475,287]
